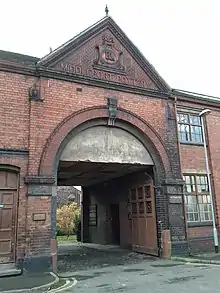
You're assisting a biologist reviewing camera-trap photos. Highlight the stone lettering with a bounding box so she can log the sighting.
[86,69,93,77]
[169,195,183,204]
[75,65,82,74]
[60,62,148,89]
[60,63,82,74]
[60,63,68,72]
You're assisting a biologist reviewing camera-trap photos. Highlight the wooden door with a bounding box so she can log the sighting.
[0,171,18,263]
[129,181,158,256]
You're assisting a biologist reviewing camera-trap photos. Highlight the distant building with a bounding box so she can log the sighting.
[57,186,81,207]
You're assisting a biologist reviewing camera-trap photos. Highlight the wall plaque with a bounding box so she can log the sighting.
[33,213,46,221]
[27,185,53,196]
[169,195,183,204]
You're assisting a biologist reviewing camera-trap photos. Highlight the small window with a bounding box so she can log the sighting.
[177,113,203,143]
[183,174,212,223]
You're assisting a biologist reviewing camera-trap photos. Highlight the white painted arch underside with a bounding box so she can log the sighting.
[60,126,154,165]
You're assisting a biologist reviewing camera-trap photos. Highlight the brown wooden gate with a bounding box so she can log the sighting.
[0,171,18,263]
[129,181,158,256]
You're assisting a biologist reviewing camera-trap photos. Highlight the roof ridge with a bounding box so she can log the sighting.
[0,49,39,60]
[38,16,109,65]
[173,88,220,100]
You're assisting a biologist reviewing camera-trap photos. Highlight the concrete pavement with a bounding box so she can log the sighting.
[60,260,220,293]
[57,243,220,293]
[0,272,58,293]
[172,251,220,265]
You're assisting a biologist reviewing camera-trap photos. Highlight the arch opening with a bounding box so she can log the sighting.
[56,122,162,270]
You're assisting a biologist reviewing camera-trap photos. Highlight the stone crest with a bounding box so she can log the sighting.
[94,34,125,73]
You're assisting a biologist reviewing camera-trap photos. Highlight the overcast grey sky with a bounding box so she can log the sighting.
[1,0,220,97]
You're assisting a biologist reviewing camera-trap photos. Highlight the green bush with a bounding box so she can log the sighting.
[56,225,67,236]
[73,213,81,235]
[56,203,81,237]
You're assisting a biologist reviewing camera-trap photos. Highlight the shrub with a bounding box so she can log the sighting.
[56,202,81,237]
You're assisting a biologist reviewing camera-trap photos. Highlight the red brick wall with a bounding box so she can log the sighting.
[187,226,212,238]
[177,99,220,244]
[206,111,220,225]
[180,145,206,172]
[1,67,176,260]
[28,78,169,175]
[25,196,51,256]
[0,71,36,150]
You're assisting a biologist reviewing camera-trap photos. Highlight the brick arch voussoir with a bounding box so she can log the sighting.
[39,106,172,176]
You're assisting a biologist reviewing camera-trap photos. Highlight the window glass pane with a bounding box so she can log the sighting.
[178,113,189,123]
[184,175,196,193]
[131,189,136,200]
[139,202,145,214]
[191,126,203,143]
[144,186,151,198]
[178,124,190,142]
[187,195,197,204]
[187,213,194,222]
[177,113,204,143]
[189,115,201,125]
[196,176,208,193]
[185,192,199,222]
[138,187,143,199]
[200,204,212,221]
[186,210,199,222]
[194,213,199,221]
[184,174,212,223]
[132,203,137,214]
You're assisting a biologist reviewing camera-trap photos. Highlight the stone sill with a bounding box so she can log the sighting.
[187,221,212,228]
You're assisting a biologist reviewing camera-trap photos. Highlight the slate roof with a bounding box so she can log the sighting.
[0,49,39,65]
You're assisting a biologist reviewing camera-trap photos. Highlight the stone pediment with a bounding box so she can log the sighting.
[37,17,170,92]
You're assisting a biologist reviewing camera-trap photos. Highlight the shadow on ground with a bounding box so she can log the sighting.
[57,243,157,273]
[0,272,55,291]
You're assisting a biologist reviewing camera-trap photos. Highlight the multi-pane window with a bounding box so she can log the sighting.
[184,175,212,223]
[177,113,203,143]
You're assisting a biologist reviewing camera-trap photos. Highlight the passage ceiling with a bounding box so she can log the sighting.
[57,161,150,186]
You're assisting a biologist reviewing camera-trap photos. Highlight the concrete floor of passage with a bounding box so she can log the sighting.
[57,242,157,273]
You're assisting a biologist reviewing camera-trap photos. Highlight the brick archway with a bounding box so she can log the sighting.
[39,106,172,178]
[36,106,188,263]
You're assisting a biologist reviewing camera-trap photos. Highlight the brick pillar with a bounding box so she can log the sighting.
[163,179,189,256]
[20,175,55,272]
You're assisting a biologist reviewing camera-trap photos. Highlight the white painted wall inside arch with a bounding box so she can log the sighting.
[60,126,154,165]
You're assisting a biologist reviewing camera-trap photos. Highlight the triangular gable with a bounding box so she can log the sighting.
[37,16,170,92]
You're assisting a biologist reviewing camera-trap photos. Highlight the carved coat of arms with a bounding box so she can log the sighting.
[94,35,125,72]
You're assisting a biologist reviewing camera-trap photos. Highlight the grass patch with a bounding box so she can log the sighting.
[48,279,66,291]
[57,235,77,243]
